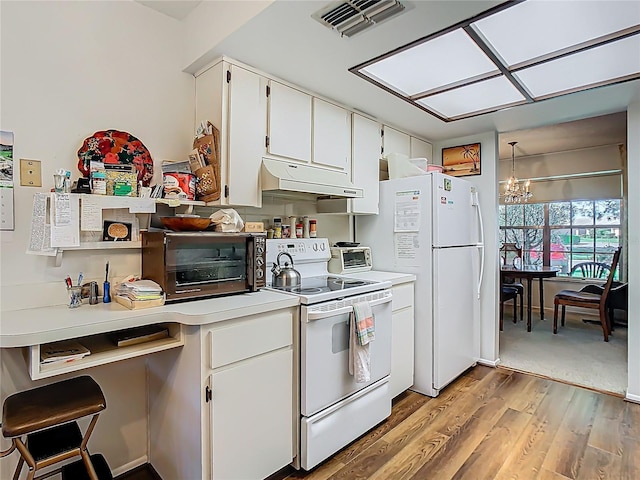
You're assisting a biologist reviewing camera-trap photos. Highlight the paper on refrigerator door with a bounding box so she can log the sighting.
[394,190,421,232]
[394,232,420,267]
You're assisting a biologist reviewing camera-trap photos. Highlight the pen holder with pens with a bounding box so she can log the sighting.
[67,286,82,308]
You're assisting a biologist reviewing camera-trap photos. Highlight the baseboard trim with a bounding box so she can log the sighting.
[625,392,640,404]
[477,358,500,367]
[111,456,149,477]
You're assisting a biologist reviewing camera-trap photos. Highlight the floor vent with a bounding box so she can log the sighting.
[312,0,405,38]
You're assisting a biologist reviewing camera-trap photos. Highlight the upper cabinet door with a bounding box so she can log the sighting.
[268,81,312,163]
[227,65,267,207]
[312,98,351,171]
[351,114,381,215]
[383,126,410,158]
[410,137,433,162]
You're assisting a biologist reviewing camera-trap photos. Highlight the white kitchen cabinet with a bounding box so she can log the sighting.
[312,98,351,172]
[195,59,267,207]
[148,307,296,480]
[351,114,381,214]
[390,282,415,398]
[382,126,410,158]
[267,80,312,163]
[410,136,433,161]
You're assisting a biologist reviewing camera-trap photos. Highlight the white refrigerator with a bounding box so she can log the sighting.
[357,172,484,397]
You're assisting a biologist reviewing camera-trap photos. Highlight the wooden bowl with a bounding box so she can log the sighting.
[160,217,212,231]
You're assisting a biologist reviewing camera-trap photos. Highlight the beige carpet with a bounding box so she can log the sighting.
[499,309,627,395]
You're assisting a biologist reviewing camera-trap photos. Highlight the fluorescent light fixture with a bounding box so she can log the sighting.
[350,0,640,122]
[361,29,498,96]
[417,76,526,119]
[514,34,640,99]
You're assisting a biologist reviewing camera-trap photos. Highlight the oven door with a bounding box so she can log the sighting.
[300,289,392,417]
[165,233,250,301]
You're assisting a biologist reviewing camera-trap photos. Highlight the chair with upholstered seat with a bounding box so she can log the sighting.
[500,243,524,322]
[570,261,611,279]
[553,247,621,341]
[500,286,519,331]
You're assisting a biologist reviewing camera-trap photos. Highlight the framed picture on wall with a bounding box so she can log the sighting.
[442,143,481,177]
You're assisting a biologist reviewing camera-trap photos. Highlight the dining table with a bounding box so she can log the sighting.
[501,265,560,332]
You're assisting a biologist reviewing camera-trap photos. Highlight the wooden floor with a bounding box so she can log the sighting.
[271,366,640,480]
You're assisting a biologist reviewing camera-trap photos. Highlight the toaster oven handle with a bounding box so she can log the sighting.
[306,293,391,321]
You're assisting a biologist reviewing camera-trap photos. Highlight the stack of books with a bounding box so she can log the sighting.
[114,279,164,309]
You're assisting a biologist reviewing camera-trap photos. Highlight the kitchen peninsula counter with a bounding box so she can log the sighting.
[0,290,300,348]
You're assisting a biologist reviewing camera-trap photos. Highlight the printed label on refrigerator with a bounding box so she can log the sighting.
[394,190,421,232]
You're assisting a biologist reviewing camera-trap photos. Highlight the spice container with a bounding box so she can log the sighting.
[309,219,317,238]
[273,217,282,239]
[296,223,303,238]
[282,224,291,239]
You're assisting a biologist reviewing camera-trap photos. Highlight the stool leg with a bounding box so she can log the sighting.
[79,414,101,480]
[13,438,35,480]
[513,298,517,323]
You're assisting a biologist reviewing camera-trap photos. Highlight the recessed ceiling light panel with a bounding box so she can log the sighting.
[417,76,527,119]
[350,0,640,122]
[361,29,499,96]
[472,0,640,67]
[514,34,640,99]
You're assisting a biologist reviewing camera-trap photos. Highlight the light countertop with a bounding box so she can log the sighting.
[344,270,416,286]
[0,290,300,348]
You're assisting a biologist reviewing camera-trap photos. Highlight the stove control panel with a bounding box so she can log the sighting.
[266,238,330,265]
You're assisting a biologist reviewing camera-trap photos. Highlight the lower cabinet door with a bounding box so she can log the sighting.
[391,307,415,398]
[212,347,293,480]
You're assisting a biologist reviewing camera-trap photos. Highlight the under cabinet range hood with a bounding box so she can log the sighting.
[261,158,363,198]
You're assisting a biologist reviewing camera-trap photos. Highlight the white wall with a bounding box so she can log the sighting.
[182,0,274,73]
[434,132,500,366]
[626,102,640,401]
[0,1,194,476]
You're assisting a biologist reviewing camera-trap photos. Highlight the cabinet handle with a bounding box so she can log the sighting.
[205,386,212,402]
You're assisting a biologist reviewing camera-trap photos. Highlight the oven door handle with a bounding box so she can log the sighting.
[306,294,392,321]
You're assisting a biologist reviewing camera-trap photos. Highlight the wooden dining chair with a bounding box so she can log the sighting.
[500,243,524,322]
[553,247,621,341]
[500,286,519,331]
[570,261,611,279]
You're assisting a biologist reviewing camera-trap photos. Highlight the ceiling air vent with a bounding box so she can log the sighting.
[312,0,405,38]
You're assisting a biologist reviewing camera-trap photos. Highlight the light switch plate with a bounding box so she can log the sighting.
[20,159,42,187]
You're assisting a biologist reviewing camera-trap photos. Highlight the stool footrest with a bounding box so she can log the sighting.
[61,453,113,480]
[28,421,82,462]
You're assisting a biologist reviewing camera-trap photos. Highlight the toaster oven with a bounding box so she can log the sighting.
[328,246,372,274]
[142,231,266,302]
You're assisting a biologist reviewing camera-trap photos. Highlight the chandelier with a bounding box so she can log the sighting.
[502,141,532,203]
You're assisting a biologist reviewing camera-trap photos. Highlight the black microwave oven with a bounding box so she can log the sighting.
[142,231,266,302]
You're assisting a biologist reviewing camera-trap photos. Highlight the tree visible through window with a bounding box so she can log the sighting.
[499,200,621,279]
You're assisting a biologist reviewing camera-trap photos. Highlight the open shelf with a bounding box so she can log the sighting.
[25,322,184,380]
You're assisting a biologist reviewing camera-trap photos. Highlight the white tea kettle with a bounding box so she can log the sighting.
[271,252,301,289]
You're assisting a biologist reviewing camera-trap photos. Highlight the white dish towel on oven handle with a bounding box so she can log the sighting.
[349,301,374,383]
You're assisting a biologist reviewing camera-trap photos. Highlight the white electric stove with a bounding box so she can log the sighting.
[266,238,393,471]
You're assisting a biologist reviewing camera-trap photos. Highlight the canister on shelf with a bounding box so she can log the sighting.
[309,219,317,238]
[296,223,303,238]
[302,216,310,238]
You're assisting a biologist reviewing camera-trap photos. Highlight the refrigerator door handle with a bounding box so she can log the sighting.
[473,190,485,299]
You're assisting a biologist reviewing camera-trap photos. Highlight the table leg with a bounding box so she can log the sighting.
[527,277,532,332]
[539,278,545,320]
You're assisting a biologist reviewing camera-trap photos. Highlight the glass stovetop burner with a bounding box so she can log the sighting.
[270,275,377,296]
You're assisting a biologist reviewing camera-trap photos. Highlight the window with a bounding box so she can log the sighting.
[499,200,621,280]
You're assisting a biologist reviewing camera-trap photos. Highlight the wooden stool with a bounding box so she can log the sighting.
[1,375,106,480]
